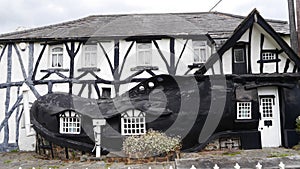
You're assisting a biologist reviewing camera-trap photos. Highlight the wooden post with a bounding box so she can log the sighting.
[296,0,300,56]
[288,0,299,54]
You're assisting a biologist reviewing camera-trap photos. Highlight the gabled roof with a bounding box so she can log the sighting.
[195,9,300,75]
[0,11,289,42]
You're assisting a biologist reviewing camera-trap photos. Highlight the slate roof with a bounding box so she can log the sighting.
[0,11,290,42]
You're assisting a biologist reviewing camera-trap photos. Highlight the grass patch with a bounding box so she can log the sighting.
[222,151,241,156]
[267,152,290,158]
[4,160,12,164]
[292,144,300,151]
[105,163,112,169]
[10,149,19,153]
[47,166,59,169]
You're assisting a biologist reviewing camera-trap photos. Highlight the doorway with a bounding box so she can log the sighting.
[258,87,281,147]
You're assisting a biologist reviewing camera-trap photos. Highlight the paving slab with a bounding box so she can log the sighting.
[1,148,300,169]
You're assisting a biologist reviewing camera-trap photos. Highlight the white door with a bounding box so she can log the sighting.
[258,87,281,147]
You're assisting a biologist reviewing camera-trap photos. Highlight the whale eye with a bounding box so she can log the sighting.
[157,77,163,82]
[148,82,154,88]
[139,86,145,91]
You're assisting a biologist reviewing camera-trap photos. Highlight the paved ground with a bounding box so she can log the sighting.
[1,148,300,169]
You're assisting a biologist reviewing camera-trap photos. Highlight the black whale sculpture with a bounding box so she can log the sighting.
[31,74,262,153]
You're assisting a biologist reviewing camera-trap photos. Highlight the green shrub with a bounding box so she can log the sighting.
[296,116,300,133]
[122,129,181,158]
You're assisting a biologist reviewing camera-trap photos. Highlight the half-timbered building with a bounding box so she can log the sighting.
[0,9,298,152]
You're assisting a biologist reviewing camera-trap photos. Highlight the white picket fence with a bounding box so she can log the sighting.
[18,162,287,169]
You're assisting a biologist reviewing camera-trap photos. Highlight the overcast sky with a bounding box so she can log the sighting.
[0,0,290,34]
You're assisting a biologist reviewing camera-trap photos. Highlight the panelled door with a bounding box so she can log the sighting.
[232,45,247,74]
[258,87,281,147]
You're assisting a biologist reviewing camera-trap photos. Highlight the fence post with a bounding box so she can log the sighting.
[279,162,285,169]
[234,163,240,169]
[213,164,219,169]
[256,162,262,169]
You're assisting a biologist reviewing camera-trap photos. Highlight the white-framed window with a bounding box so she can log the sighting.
[193,41,207,63]
[121,109,146,135]
[237,102,252,119]
[262,52,276,60]
[234,48,245,63]
[50,46,64,68]
[82,45,98,68]
[137,43,152,66]
[59,111,81,134]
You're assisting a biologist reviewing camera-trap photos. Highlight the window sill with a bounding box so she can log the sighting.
[41,68,69,73]
[257,59,281,63]
[234,119,258,123]
[188,63,204,68]
[55,133,86,138]
[130,66,159,71]
[77,67,101,72]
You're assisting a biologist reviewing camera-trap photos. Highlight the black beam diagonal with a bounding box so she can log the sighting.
[0,95,23,132]
[32,44,47,81]
[76,71,89,80]
[119,41,135,76]
[98,42,114,75]
[93,83,101,99]
[13,44,27,79]
[175,39,188,74]
[146,69,156,76]
[78,83,87,97]
[153,40,171,73]
[123,70,145,82]
[0,44,7,62]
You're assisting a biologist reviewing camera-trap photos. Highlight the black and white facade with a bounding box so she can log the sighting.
[0,9,298,152]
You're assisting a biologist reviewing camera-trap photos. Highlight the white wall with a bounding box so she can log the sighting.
[0,37,213,150]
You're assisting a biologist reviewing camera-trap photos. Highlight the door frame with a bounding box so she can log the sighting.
[257,87,282,147]
[232,44,247,74]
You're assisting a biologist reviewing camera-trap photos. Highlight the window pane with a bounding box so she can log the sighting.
[82,45,97,67]
[237,102,251,119]
[234,49,244,63]
[121,109,146,136]
[194,49,200,63]
[200,48,206,62]
[52,47,63,52]
[137,43,152,66]
[59,111,81,134]
[51,47,63,68]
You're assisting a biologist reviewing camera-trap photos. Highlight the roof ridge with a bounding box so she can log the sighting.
[0,15,97,38]
[0,10,289,40]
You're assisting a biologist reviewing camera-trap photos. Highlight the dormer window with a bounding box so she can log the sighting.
[50,46,64,68]
[121,109,146,136]
[193,41,207,63]
[137,43,152,66]
[59,111,81,134]
[82,45,98,68]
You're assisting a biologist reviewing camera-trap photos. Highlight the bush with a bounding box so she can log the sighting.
[296,116,300,133]
[122,129,181,158]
